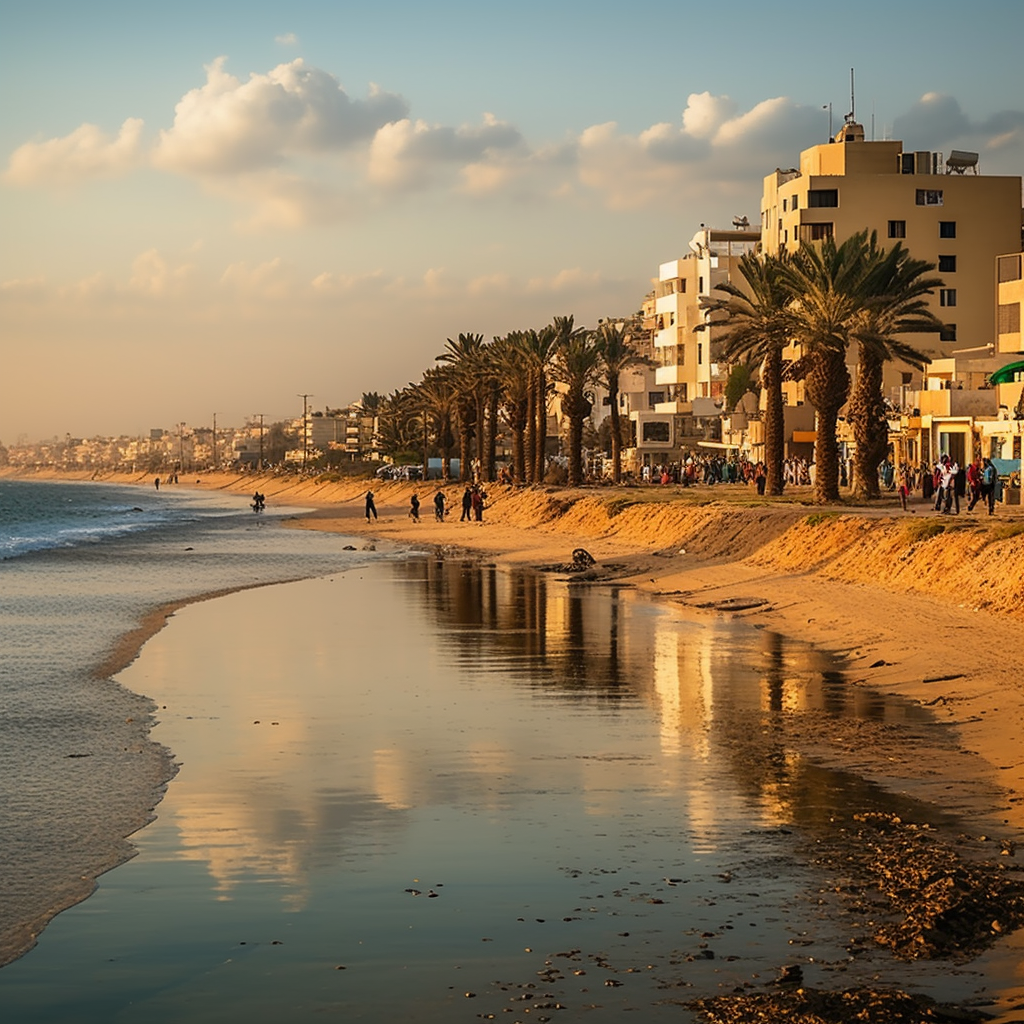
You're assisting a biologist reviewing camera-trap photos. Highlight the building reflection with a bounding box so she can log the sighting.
[132,559,956,905]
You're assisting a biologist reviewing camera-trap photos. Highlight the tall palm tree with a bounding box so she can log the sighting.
[593,319,648,484]
[700,251,793,495]
[414,368,458,481]
[437,332,485,481]
[784,232,873,504]
[519,326,562,483]
[848,240,942,499]
[492,332,531,483]
[550,329,602,486]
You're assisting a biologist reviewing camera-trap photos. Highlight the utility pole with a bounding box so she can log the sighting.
[257,414,264,471]
[298,394,312,471]
[212,413,218,470]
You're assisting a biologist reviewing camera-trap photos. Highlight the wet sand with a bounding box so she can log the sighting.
[5,469,1024,1020]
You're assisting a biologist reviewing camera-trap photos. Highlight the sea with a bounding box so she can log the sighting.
[0,477,1015,1021]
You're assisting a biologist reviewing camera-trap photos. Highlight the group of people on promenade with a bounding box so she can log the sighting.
[921,455,1000,516]
[365,485,488,523]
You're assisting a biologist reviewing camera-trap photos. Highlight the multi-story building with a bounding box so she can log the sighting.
[761,120,1023,360]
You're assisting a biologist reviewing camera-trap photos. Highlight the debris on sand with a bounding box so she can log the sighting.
[687,985,992,1023]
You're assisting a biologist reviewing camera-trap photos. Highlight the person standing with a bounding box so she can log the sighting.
[434,490,446,522]
[966,458,983,512]
[471,484,485,522]
[981,458,998,515]
[365,490,378,521]
[894,463,909,512]
[460,487,473,522]
[409,493,420,522]
[940,456,960,515]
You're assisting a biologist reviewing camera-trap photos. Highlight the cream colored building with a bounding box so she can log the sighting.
[762,122,1022,360]
[652,227,760,410]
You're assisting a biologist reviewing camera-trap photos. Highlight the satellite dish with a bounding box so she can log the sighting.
[732,215,750,229]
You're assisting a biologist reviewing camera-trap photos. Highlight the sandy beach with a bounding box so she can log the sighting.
[5,467,1024,1020]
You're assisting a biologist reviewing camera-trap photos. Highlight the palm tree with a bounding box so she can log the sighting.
[376,388,422,461]
[437,333,485,481]
[519,326,562,483]
[784,232,873,503]
[848,240,942,499]
[700,251,793,495]
[593,319,648,484]
[414,368,458,481]
[550,328,602,486]
[492,332,532,483]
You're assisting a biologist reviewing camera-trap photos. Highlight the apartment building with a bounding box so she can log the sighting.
[761,121,1022,360]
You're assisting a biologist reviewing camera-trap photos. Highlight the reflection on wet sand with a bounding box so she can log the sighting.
[2,555,987,1022]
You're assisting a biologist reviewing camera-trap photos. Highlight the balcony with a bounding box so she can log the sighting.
[913,388,998,418]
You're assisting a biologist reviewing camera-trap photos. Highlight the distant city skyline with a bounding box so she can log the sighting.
[3,0,1023,441]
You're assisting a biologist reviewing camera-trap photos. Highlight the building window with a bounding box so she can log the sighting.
[698,276,704,292]
[888,220,906,239]
[802,223,834,242]
[939,289,957,307]
[808,189,839,208]
[939,221,956,238]
[916,189,944,206]
[643,420,670,442]
[648,392,665,407]
[998,254,1022,282]
[999,303,1021,334]
[938,255,957,273]
[791,195,798,210]
[784,230,788,244]
[782,199,788,212]
[900,153,916,174]
[697,343,703,365]
[940,324,957,342]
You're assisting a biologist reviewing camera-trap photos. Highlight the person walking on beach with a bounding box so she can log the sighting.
[894,463,909,511]
[154,477,160,490]
[365,490,378,521]
[471,484,485,522]
[966,458,982,512]
[434,490,447,522]
[460,487,473,522]
[409,493,420,522]
[981,458,998,515]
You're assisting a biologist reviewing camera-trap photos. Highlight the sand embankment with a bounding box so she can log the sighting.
[8,465,1024,827]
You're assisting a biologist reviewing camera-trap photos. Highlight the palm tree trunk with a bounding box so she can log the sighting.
[458,406,472,483]
[608,377,622,484]
[534,371,547,483]
[568,414,584,486]
[483,387,498,482]
[763,345,785,496]
[524,383,537,484]
[806,350,849,504]
[850,345,885,500]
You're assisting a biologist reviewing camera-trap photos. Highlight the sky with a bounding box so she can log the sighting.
[2,0,1023,442]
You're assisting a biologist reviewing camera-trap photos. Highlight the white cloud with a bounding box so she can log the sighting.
[128,249,193,296]
[367,113,523,189]
[153,57,408,175]
[275,32,298,46]
[5,117,145,186]
[682,92,738,139]
[219,257,292,298]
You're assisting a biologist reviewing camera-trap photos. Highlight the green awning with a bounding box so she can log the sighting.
[988,359,1024,384]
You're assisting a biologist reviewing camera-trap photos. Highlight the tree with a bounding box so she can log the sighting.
[550,328,602,486]
[593,319,648,484]
[701,251,794,496]
[414,369,458,481]
[784,233,873,503]
[492,332,532,483]
[848,240,941,499]
[437,333,486,481]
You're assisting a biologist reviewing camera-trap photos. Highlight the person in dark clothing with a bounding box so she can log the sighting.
[460,487,473,522]
[434,490,447,521]
[365,490,378,521]
[409,493,420,521]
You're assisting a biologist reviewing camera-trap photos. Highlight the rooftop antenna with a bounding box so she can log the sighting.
[846,67,855,123]
[823,102,833,140]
